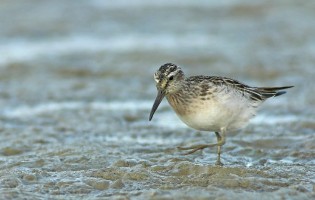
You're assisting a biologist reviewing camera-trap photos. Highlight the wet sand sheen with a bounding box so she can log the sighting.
[0,98,314,199]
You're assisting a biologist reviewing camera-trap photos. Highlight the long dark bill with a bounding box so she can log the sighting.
[149,90,165,121]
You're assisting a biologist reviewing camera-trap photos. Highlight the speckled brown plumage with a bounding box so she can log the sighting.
[149,63,293,165]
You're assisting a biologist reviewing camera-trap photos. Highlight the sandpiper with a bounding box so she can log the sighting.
[149,63,293,166]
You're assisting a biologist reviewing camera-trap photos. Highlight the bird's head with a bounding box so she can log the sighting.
[149,63,185,121]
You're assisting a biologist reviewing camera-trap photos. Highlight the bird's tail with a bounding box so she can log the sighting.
[257,86,294,99]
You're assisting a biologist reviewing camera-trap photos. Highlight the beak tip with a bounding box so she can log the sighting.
[149,113,153,121]
[149,90,165,122]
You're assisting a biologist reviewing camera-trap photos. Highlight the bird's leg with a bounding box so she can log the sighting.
[177,128,226,166]
[215,129,226,166]
[177,143,218,155]
[177,129,225,155]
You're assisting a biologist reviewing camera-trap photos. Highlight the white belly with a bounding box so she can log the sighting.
[168,96,258,132]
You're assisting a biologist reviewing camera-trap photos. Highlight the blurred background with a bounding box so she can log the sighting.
[0,0,314,199]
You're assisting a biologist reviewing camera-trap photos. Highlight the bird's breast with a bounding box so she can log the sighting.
[166,94,222,131]
[166,92,257,132]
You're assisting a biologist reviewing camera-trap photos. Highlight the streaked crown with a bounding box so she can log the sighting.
[154,63,185,94]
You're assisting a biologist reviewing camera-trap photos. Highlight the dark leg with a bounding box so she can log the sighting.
[178,127,226,165]
[177,143,218,155]
[215,128,226,166]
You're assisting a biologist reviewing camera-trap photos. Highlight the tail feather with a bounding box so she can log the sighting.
[275,91,287,96]
[257,86,294,99]
[258,86,294,91]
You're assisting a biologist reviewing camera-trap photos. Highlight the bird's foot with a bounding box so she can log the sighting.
[215,160,224,166]
[177,143,217,155]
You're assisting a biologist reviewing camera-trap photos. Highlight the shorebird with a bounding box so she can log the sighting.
[149,63,293,165]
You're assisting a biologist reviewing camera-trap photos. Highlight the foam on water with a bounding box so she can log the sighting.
[251,114,302,125]
[2,101,152,118]
[2,101,307,128]
[2,102,84,118]
[102,134,181,145]
[0,35,214,66]
[1,101,187,129]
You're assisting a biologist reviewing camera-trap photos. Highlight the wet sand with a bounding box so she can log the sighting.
[0,0,314,199]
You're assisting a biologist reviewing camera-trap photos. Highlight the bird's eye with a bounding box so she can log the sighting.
[169,76,174,80]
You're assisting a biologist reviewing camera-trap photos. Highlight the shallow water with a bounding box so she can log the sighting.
[0,0,315,199]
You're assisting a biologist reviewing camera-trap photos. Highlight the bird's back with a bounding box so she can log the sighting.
[186,75,293,102]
